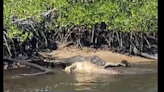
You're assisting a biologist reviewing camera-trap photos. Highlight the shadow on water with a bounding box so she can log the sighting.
[3,63,158,92]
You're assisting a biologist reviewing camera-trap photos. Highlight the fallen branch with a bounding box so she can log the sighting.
[18,71,51,76]
[3,57,56,76]
[140,53,158,60]
[133,46,158,60]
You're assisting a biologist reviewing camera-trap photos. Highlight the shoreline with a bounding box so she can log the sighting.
[3,46,157,71]
[48,47,157,63]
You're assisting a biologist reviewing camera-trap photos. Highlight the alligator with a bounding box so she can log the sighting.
[64,61,123,74]
[3,54,130,77]
[43,55,131,68]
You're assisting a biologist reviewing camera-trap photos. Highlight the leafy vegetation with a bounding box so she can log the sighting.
[3,0,54,41]
[3,0,158,41]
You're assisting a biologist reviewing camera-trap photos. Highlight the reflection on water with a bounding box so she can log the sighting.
[3,63,157,92]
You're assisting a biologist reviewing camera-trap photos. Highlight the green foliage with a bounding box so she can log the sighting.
[53,0,157,32]
[4,0,158,41]
[3,0,54,41]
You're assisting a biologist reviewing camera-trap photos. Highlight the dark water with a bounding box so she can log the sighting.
[3,63,158,92]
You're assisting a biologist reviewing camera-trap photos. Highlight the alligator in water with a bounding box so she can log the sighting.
[64,60,156,75]
[3,54,130,77]
[64,61,122,74]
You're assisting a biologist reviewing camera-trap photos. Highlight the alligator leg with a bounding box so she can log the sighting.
[103,62,123,68]
[70,65,76,74]
[103,60,131,68]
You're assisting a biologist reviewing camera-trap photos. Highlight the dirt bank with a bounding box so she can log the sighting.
[47,47,157,63]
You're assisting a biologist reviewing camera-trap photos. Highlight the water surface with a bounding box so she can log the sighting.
[3,63,158,92]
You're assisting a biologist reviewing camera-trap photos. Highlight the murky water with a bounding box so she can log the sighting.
[4,63,158,92]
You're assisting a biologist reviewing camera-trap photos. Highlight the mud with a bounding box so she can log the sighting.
[47,47,157,63]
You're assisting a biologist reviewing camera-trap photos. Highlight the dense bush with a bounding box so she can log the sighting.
[3,0,54,41]
[3,0,158,40]
[54,0,158,32]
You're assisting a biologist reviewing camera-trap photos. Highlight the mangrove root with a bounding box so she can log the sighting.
[3,57,56,76]
[133,46,158,60]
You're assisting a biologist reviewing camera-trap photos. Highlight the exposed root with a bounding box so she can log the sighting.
[18,71,52,77]
[3,56,56,76]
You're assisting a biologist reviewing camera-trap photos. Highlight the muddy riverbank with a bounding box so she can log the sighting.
[45,47,157,63]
